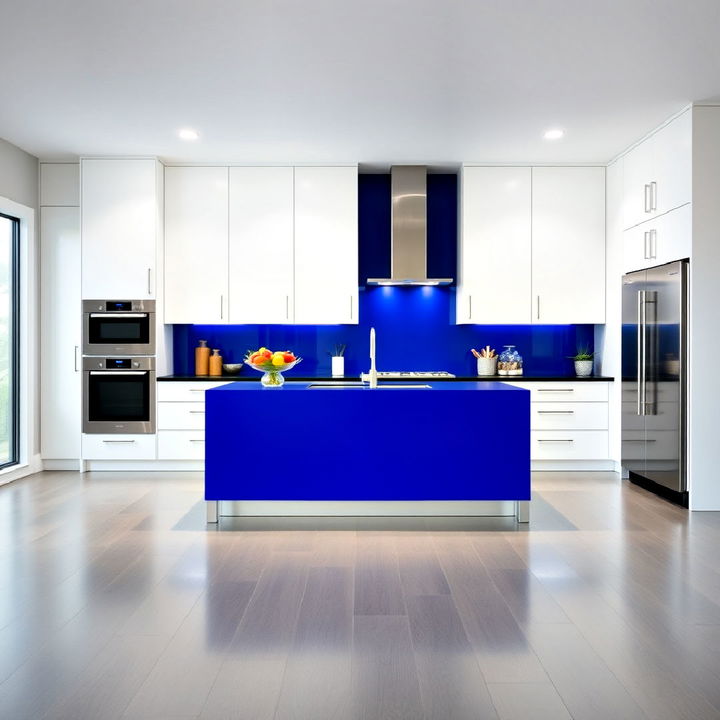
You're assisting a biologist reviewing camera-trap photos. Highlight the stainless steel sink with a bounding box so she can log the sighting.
[307,382,364,388]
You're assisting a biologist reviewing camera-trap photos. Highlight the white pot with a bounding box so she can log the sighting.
[331,356,345,377]
[574,360,593,377]
[476,356,498,376]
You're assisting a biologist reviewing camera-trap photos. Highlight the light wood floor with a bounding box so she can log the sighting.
[1,471,720,719]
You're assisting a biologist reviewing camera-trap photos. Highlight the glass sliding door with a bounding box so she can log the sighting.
[0,214,19,467]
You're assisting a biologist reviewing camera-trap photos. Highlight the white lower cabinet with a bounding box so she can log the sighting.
[157,381,230,460]
[158,431,206,460]
[504,381,611,463]
[82,434,157,460]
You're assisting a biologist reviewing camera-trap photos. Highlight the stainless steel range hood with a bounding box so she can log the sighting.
[366,165,453,286]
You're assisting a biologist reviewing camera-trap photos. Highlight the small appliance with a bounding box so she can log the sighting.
[83,299,156,356]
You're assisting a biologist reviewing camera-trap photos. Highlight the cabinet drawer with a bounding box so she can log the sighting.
[622,402,678,431]
[532,402,608,430]
[504,381,608,402]
[82,434,157,460]
[158,431,206,460]
[532,431,609,460]
[157,381,230,402]
[158,402,205,430]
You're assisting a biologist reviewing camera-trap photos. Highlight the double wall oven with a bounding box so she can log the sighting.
[83,300,156,434]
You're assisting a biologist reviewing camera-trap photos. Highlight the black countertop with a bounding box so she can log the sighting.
[158,374,614,382]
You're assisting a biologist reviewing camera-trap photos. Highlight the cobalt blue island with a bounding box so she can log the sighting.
[205,381,530,522]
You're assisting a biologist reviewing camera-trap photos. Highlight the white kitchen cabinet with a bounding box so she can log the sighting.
[164,166,229,323]
[81,158,160,299]
[294,166,358,324]
[623,109,691,229]
[623,202,691,273]
[229,167,294,324]
[531,167,606,324]
[81,434,157,460]
[457,167,531,324]
[40,163,79,206]
[40,207,81,459]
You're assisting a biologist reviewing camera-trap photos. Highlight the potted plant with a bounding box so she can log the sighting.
[568,347,594,377]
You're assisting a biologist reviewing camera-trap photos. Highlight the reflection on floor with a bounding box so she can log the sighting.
[1,470,720,719]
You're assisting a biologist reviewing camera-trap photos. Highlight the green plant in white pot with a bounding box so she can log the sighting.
[569,348,594,377]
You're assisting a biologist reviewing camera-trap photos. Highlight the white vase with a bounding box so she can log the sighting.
[574,360,593,377]
[476,356,498,376]
[331,356,345,377]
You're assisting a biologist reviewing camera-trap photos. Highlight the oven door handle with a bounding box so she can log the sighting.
[89,313,149,318]
[89,371,149,376]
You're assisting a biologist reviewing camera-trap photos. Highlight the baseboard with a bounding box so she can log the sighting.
[532,460,616,471]
[0,453,43,486]
[43,459,83,471]
[218,500,520,517]
[84,460,204,471]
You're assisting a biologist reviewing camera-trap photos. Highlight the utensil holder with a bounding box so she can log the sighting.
[331,356,345,377]
[477,356,498,376]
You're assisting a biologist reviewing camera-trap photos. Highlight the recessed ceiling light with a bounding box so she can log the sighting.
[543,129,565,140]
[178,128,199,141]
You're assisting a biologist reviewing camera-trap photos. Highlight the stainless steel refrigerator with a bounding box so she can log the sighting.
[622,260,688,506]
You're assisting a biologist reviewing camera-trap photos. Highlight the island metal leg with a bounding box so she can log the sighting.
[516,501,529,523]
[206,501,218,524]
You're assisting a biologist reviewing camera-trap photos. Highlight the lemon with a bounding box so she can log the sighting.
[271,354,285,366]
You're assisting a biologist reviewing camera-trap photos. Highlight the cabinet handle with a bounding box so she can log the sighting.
[538,388,574,392]
[644,184,651,213]
[189,410,205,414]
[649,229,657,259]
[468,295,472,320]
[189,389,205,392]
[536,295,540,320]
[643,231,649,259]
[147,268,152,295]
[537,410,575,414]
[537,439,574,443]
[189,439,205,443]
[624,438,657,443]
[650,181,657,211]
[286,295,289,320]
[102,439,136,444]
[74,345,79,372]
[350,295,353,320]
[220,295,224,320]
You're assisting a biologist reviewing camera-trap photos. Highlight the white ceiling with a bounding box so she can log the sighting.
[2,0,720,165]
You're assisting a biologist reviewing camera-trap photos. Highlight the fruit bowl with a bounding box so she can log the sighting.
[244,348,302,387]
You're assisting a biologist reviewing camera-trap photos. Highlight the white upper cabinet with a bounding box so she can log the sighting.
[531,167,606,324]
[622,109,691,230]
[457,167,531,324]
[40,163,79,206]
[294,166,359,325]
[164,167,229,324]
[623,202,691,274]
[81,158,159,299]
[229,167,295,324]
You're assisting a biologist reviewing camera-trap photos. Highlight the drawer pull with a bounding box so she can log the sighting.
[189,410,205,414]
[537,410,575,415]
[537,439,574,443]
[623,438,657,443]
[538,388,574,392]
[189,389,205,392]
[189,439,205,443]
[102,439,136,444]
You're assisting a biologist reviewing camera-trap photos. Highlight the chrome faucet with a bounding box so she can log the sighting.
[368,327,378,388]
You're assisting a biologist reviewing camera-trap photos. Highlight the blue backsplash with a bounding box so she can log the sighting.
[172,174,595,377]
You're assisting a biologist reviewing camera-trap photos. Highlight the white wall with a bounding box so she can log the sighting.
[689,106,720,510]
[0,137,38,210]
[0,137,40,477]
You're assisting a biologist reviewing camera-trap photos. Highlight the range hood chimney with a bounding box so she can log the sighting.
[366,165,453,286]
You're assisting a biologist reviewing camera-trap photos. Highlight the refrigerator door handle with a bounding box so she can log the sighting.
[637,290,646,416]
